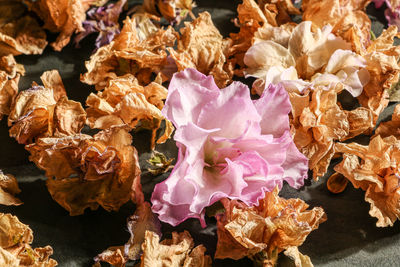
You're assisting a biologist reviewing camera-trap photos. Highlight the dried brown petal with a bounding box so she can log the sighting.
[81,14,177,89]
[8,70,85,144]
[94,202,161,266]
[26,127,141,215]
[302,0,371,52]
[215,188,326,262]
[0,55,24,120]
[0,213,57,266]
[283,246,313,267]
[0,171,22,206]
[29,0,91,51]
[140,231,211,267]
[85,75,173,148]
[168,12,232,88]
[141,0,196,24]
[358,26,400,123]
[289,88,373,179]
[0,1,47,56]
[335,135,400,227]
[375,104,400,139]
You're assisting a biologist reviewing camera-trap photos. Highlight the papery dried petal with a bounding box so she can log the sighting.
[29,0,91,51]
[85,75,173,148]
[359,26,400,123]
[0,171,22,206]
[0,1,47,56]
[168,12,232,88]
[335,135,400,227]
[141,0,196,24]
[26,127,141,215]
[0,55,24,121]
[8,70,85,144]
[0,213,57,266]
[302,0,371,51]
[81,14,177,89]
[215,188,326,262]
[94,202,161,266]
[284,246,313,267]
[289,88,370,179]
[140,230,211,267]
[74,0,127,50]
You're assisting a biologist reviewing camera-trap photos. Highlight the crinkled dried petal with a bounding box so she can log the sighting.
[335,135,400,227]
[86,75,172,148]
[8,71,84,144]
[8,86,57,144]
[39,70,67,102]
[0,55,24,120]
[358,26,400,122]
[226,0,268,75]
[215,188,326,262]
[375,104,400,139]
[289,88,369,179]
[29,0,91,51]
[168,12,232,88]
[81,14,177,89]
[283,247,313,267]
[302,0,371,51]
[141,0,196,24]
[140,230,211,267]
[344,107,374,139]
[0,171,22,206]
[53,96,86,136]
[0,213,57,266]
[26,127,141,215]
[94,202,162,266]
[93,247,125,267]
[0,11,47,56]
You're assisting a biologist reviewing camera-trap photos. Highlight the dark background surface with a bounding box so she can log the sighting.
[1,1,400,266]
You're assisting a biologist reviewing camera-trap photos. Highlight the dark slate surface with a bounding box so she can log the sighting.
[1,1,400,267]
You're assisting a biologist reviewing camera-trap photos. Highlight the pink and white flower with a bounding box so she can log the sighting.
[151,68,308,227]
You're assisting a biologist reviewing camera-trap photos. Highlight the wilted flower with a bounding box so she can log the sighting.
[215,188,326,265]
[334,135,400,227]
[151,68,308,226]
[26,127,142,215]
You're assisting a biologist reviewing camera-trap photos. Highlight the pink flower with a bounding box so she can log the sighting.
[151,69,308,227]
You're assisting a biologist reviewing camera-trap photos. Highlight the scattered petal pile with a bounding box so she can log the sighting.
[3,0,400,266]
